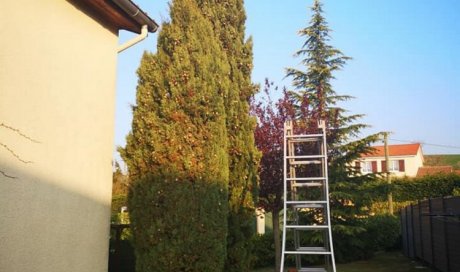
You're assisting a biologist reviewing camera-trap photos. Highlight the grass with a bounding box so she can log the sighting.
[425,154,460,170]
[253,251,430,272]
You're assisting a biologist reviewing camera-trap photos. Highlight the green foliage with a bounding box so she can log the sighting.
[392,173,460,201]
[197,1,260,270]
[111,194,127,222]
[366,173,460,203]
[285,0,383,262]
[129,172,227,271]
[332,215,400,263]
[251,233,276,269]
[363,214,401,252]
[120,0,231,270]
[332,219,370,263]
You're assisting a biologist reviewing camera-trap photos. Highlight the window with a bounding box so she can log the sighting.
[382,160,405,172]
[388,160,399,172]
[362,161,373,173]
[361,161,377,173]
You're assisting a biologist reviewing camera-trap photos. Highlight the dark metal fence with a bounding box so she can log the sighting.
[109,224,134,272]
[401,196,460,272]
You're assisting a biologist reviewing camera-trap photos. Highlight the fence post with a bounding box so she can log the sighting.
[418,200,424,260]
[442,197,451,272]
[411,204,416,258]
[429,198,435,266]
[401,207,406,256]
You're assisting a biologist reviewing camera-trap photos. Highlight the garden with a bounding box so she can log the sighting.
[109,0,460,271]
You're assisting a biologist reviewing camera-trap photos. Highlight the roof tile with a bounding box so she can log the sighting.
[362,143,421,157]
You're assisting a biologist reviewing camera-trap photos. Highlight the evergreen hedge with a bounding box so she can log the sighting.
[120,0,231,270]
[367,173,460,202]
[129,171,227,271]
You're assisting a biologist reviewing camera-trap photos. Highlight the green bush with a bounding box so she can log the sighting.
[111,194,127,222]
[251,215,401,266]
[129,171,228,272]
[367,173,460,203]
[393,173,460,201]
[364,214,401,251]
[332,215,401,263]
[332,219,370,263]
[251,233,276,268]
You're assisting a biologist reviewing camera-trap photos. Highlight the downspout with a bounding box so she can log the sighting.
[117,24,148,53]
[112,0,159,53]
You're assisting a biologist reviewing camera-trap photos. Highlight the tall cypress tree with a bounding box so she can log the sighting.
[286,0,382,261]
[197,1,260,270]
[120,0,230,270]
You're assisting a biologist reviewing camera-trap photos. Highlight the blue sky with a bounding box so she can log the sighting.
[114,0,460,164]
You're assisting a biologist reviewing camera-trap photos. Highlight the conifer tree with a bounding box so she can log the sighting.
[197,1,260,270]
[120,0,230,270]
[286,0,382,261]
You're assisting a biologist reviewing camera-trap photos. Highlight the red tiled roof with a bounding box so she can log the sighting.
[417,166,453,177]
[362,143,421,158]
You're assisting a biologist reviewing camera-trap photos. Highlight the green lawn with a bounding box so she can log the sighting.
[425,154,460,170]
[253,251,430,272]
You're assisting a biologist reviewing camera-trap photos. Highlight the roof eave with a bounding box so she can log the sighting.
[111,0,159,33]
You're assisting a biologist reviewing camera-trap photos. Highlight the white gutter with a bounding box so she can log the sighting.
[117,24,148,53]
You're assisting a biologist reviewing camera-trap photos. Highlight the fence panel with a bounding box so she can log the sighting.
[444,197,460,271]
[420,199,432,264]
[401,208,408,256]
[412,204,422,259]
[401,196,460,272]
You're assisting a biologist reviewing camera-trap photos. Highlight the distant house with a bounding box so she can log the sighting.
[0,1,157,272]
[356,143,424,177]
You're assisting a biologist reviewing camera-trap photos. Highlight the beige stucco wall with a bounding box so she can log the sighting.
[0,1,118,271]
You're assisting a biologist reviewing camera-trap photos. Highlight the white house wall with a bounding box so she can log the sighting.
[0,1,118,271]
[360,150,424,177]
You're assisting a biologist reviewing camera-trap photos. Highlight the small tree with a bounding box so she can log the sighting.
[251,80,295,272]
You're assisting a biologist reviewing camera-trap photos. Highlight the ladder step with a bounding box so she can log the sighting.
[288,138,321,143]
[291,182,323,187]
[284,249,331,255]
[286,134,323,138]
[287,177,326,181]
[286,201,327,205]
[289,160,322,165]
[298,268,327,272]
[286,225,329,230]
[298,246,328,252]
[286,155,325,159]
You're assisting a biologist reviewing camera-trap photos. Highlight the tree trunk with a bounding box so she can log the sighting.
[272,208,281,272]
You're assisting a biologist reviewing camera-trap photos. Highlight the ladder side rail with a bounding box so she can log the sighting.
[321,126,336,272]
[280,121,290,272]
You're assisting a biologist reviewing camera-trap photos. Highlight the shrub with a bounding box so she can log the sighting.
[129,171,228,272]
[364,214,401,251]
[251,233,276,268]
[332,219,370,263]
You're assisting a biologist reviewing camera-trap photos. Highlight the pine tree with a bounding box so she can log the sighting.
[286,0,382,261]
[120,0,230,270]
[197,1,260,270]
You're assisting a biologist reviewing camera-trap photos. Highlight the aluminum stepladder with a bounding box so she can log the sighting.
[280,120,336,272]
